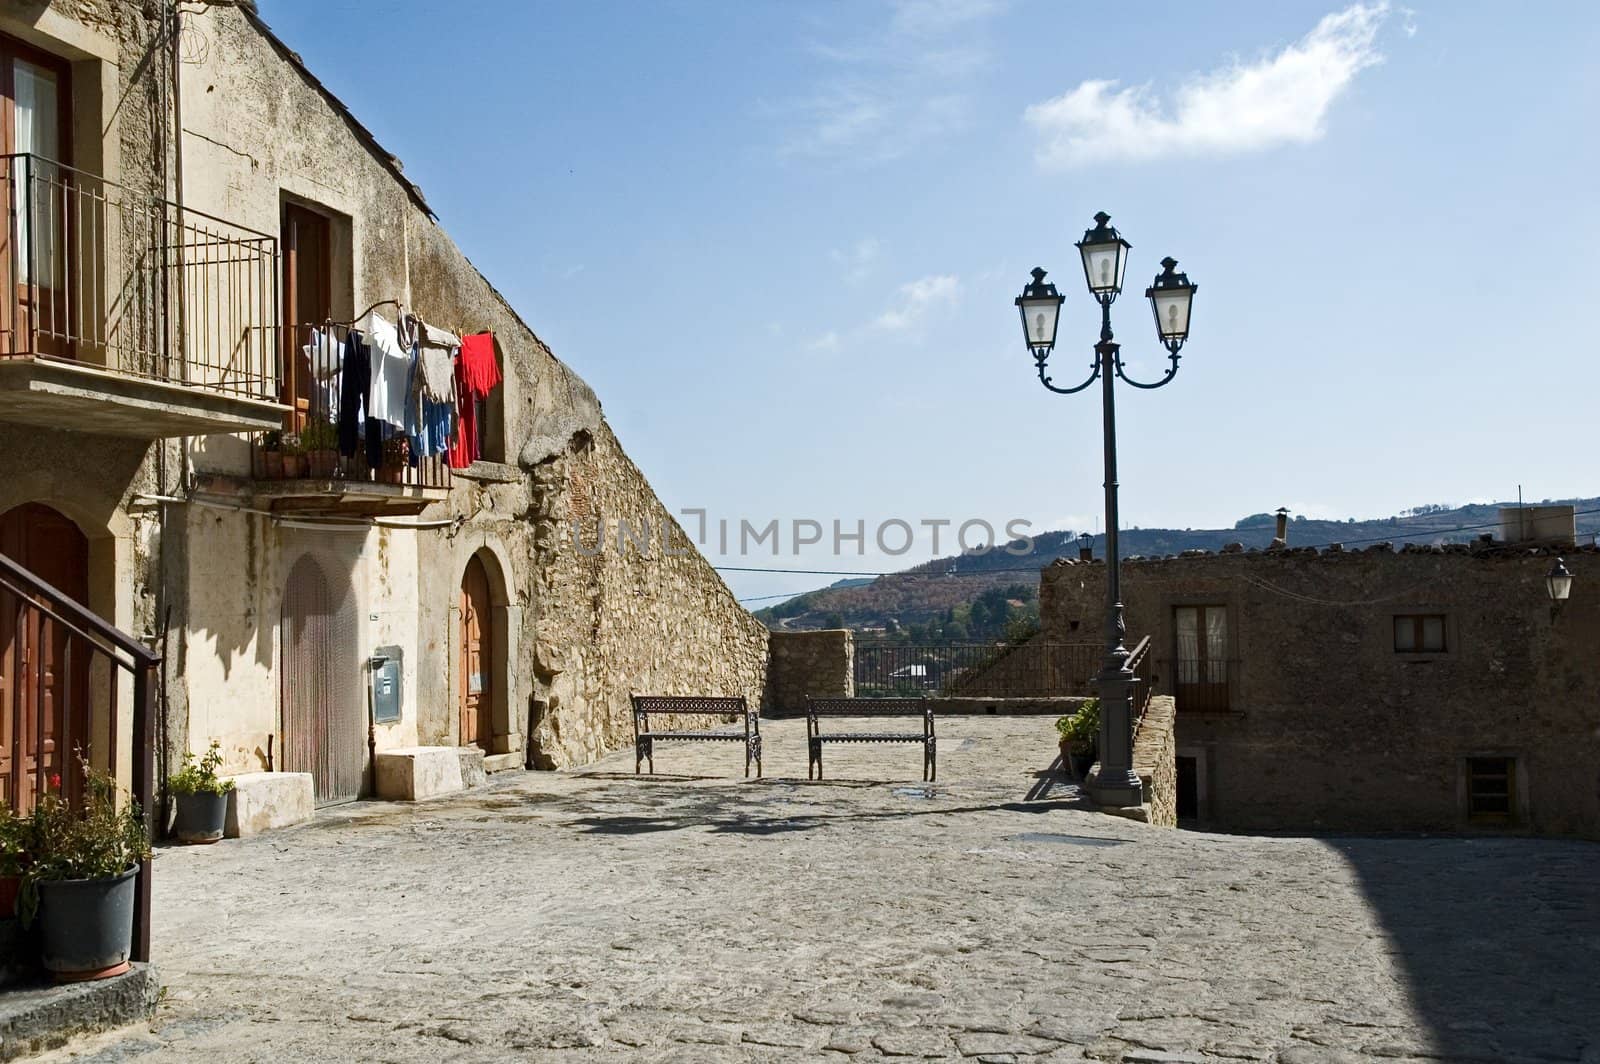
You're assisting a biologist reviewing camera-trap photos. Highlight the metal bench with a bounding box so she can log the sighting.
[805,697,935,781]
[630,695,762,778]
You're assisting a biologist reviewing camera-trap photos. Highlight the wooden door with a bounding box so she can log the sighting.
[1174,604,1230,712]
[0,503,89,812]
[280,554,362,805]
[458,556,493,750]
[280,204,331,428]
[0,35,72,358]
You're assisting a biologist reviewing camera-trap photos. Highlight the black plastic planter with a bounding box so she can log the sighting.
[36,864,137,982]
[173,791,229,844]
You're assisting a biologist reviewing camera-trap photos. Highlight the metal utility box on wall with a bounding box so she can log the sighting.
[371,645,403,724]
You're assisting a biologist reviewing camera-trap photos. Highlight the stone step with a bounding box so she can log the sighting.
[0,962,158,1061]
[482,752,522,774]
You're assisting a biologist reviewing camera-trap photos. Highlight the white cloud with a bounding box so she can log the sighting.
[831,238,882,284]
[779,2,1005,163]
[808,331,842,353]
[874,274,960,332]
[1025,2,1392,169]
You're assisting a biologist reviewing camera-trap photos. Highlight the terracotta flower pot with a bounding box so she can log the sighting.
[282,453,305,478]
[36,865,138,982]
[308,449,337,478]
[261,451,283,479]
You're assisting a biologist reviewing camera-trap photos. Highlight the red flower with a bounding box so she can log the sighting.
[48,773,61,791]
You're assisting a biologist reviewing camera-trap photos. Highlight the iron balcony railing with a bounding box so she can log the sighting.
[251,320,450,490]
[0,551,158,963]
[0,152,279,398]
[853,641,1104,699]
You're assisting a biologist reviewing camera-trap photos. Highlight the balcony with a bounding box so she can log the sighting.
[243,319,451,515]
[0,153,286,438]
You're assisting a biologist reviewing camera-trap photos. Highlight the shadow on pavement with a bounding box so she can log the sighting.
[1334,835,1600,1060]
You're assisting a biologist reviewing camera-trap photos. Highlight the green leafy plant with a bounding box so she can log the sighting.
[0,801,33,877]
[168,740,234,798]
[261,429,283,452]
[20,760,151,924]
[279,431,304,456]
[1055,698,1101,753]
[300,416,337,452]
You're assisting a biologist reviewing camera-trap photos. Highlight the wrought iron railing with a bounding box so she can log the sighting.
[1128,635,1153,729]
[1174,653,1232,713]
[0,551,157,962]
[251,320,451,489]
[853,641,1103,698]
[0,152,278,399]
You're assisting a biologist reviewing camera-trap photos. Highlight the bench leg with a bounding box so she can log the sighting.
[926,739,936,783]
[635,739,643,775]
[810,740,823,781]
[748,735,762,779]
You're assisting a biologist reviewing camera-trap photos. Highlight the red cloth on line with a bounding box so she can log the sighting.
[450,332,502,468]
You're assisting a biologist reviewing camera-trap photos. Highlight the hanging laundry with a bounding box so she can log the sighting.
[337,330,371,458]
[364,310,413,431]
[304,326,343,422]
[409,319,460,460]
[450,332,500,468]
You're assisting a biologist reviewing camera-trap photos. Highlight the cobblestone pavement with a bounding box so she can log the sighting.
[41,716,1600,1063]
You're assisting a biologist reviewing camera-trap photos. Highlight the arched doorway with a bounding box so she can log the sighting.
[0,504,90,811]
[459,554,494,750]
[280,553,361,805]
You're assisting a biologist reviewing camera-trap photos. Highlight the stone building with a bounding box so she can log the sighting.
[0,1,767,821]
[1041,516,1599,838]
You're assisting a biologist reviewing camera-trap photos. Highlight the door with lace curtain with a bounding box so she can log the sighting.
[0,35,72,359]
[1174,605,1230,712]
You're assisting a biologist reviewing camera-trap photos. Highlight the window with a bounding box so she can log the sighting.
[1174,605,1229,712]
[1394,613,1446,653]
[1465,757,1516,824]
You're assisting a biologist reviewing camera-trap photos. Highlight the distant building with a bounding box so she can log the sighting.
[1041,509,1598,838]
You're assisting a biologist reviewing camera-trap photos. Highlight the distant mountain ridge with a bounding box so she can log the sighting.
[755,497,1600,632]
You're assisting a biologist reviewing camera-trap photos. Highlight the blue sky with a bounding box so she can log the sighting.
[261,1,1600,604]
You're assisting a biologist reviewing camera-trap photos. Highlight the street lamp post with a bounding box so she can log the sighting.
[1014,211,1197,809]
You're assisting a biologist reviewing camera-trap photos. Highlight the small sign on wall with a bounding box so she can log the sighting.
[372,645,403,724]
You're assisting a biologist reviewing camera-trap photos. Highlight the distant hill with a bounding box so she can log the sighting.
[754,498,1600,634]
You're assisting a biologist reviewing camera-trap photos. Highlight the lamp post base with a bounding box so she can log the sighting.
[1084,766,1144,810]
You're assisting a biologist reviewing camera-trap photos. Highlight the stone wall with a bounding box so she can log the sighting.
[1132,696,1177,828]
[1042,545,1600,838]
[765,630,854,717]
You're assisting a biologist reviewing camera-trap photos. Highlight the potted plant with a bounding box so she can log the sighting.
[280,432,305,478]
[302,416,338,478]
[1056,698,1100,780]
[168,740,234,845]
[0,801,31,919]
[260,430,284,480]
[379,436,409,484]
[22,761,151,982]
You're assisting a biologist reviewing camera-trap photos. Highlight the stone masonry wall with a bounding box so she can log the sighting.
[1133,696,1177,828]
[1042,546,1600,838]
[765,630,854,717]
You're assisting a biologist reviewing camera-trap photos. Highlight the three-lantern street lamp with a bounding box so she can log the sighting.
[1013,212,1197,809]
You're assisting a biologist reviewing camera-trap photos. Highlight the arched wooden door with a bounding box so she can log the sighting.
[280,554,361,805]
[459,555,494,750]
[0,503,89,812]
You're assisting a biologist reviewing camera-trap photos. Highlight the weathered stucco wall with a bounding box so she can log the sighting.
[1043,546,1600,838]
[766,630,854,717]
[165,3,769,775]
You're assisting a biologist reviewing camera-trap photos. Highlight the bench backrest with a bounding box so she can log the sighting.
[630,695,752,737]
[806,697,933,737]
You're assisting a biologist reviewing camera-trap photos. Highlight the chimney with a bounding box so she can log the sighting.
[1269,507,1289,550]
[1078,532,1094,562]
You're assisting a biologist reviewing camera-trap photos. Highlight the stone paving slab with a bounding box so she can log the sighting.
[32,717,1600,1063]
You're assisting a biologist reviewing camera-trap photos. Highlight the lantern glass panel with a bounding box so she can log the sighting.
[1151,286,1193,341]
[1020,298,1061,348]
[1548,570,1573,602]
[1079,242,1127,295]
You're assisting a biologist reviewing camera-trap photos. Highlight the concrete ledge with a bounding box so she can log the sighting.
[224,772,314,838]
[482,752,522,774]
[376,747,486,801]
[0,962,159,1061]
